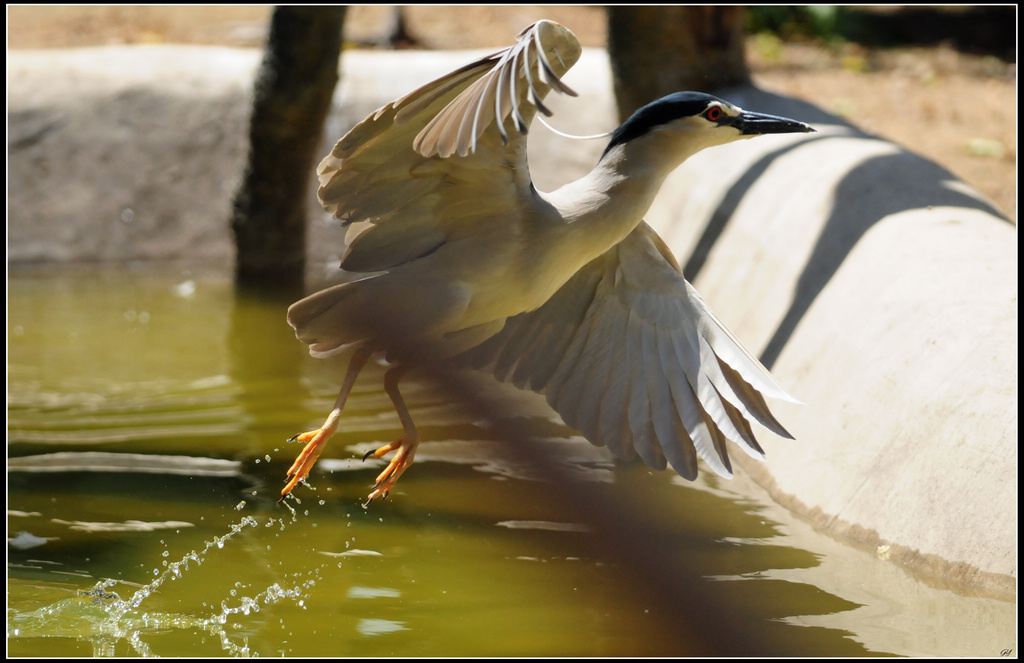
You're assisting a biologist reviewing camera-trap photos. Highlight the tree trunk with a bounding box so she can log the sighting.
[231,6,346,294]
[607,7,749,121]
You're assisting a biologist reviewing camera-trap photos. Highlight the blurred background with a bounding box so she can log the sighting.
[7,4,1016,220]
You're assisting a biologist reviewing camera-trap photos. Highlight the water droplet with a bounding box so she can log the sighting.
[174,280,196,298]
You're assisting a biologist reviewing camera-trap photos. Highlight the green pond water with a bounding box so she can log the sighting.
[7,264,1015,657]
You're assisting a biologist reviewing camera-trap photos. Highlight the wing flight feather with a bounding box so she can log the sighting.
[457,221,796,481]
[316,20,582,274]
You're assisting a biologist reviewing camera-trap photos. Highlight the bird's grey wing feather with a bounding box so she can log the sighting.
[315,20,581,274]
[458,221,797,480]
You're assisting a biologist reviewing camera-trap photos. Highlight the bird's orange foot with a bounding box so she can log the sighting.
[362,436,419,505]
[281,428,333,499]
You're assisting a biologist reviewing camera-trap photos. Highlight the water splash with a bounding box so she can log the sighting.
[103,516,260,622]
[9,507,335,657]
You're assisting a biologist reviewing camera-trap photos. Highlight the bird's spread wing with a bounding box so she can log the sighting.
[316,20,581,273]
[458,222,798,480]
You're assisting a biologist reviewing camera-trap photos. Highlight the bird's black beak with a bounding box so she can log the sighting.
[733,110,815,136]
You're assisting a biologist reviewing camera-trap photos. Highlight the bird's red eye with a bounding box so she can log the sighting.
[705,106,723,122]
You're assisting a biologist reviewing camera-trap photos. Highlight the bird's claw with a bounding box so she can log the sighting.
[361,488,389,508]
[281,428,330,498]
[360,436,418,505]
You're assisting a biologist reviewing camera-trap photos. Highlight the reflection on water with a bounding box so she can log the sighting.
[7,265,1015,657]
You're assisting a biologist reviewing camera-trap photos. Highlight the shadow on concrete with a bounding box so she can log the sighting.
[685,89,1009,370]
[758,150,1008,369]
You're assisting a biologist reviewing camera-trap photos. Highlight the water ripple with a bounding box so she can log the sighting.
[8,375,245,446]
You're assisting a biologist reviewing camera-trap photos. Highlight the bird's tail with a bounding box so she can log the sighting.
[287,280,370,358]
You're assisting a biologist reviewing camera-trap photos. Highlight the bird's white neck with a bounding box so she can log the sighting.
[506,133,715,313]
[541,135,700,267]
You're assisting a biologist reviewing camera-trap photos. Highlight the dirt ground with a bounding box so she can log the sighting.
[7,5,1016,221]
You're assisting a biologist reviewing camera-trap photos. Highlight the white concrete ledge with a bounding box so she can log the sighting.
[653,87,1015,598]
[7,46,1016,597]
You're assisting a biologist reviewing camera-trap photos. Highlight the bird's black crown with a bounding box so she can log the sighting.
[603,91,727,156]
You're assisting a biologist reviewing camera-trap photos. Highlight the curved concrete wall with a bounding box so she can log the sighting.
[647,87,1015,598]
[8,47,256,263]
[7,46,1015,596]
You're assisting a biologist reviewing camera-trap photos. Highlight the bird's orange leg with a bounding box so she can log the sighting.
[281,348,371,499]
[363,365,419,504]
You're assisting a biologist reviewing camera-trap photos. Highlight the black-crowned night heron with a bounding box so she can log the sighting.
[282,20,813,503]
